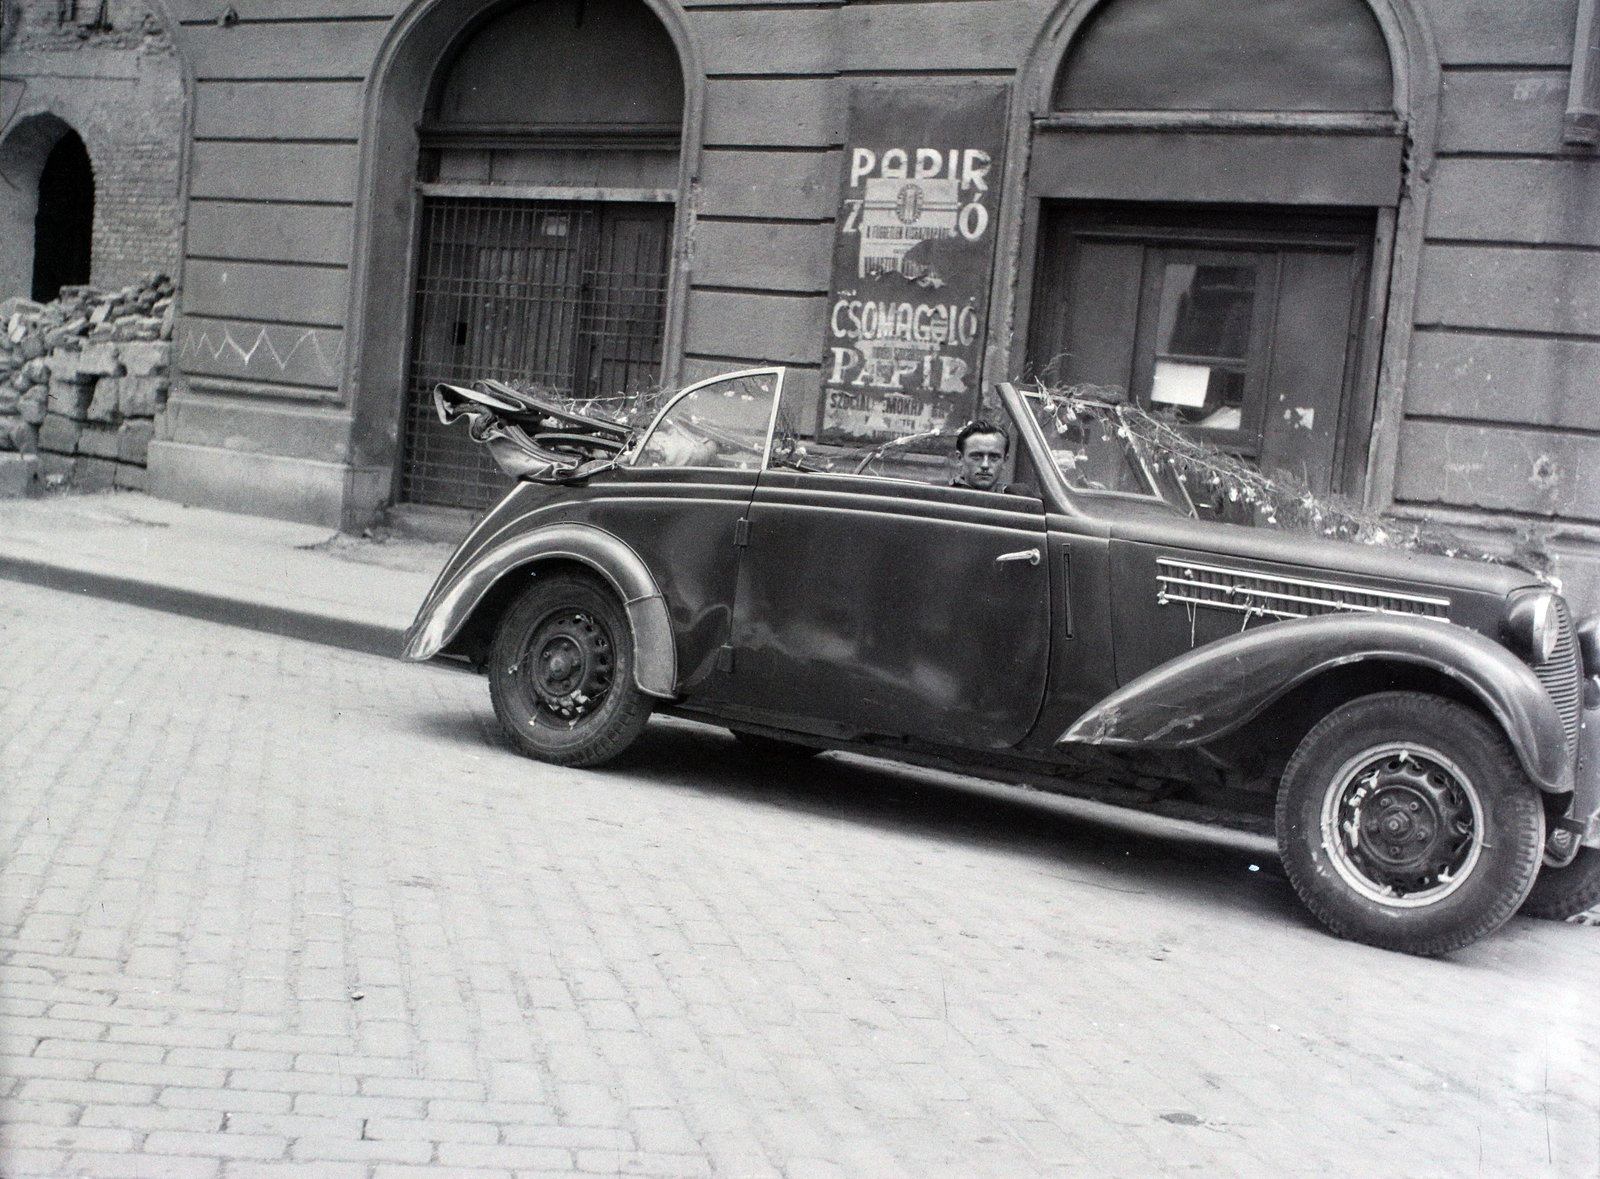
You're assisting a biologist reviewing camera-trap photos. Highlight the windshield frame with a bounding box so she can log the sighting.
[629,367,787,471]
[998,382,1191,519]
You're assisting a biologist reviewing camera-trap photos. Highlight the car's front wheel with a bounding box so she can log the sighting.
[488,571,653,767]
[1276,692,1545,955]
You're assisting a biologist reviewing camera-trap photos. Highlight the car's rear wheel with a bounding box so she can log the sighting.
[1276,692,1545,956]
[488,571,652,767]
[1520,846,1600,920]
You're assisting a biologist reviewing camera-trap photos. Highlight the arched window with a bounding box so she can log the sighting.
[1052,0,1392,113]
[1027,0,1401,500]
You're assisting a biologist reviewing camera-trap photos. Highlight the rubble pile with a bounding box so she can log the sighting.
[0,274,176,498]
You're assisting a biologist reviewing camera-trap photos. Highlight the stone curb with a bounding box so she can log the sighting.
[0,553,407,659]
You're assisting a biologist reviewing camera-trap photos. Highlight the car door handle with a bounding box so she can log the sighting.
[996,548,1041,566]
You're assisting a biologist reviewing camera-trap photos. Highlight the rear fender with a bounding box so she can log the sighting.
[1059,613,1571,792]
[402,522,678,698]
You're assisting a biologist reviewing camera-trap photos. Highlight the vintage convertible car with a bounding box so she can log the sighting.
[405,368,1600,955]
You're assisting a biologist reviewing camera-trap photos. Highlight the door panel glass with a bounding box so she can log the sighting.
[634,373,776,470]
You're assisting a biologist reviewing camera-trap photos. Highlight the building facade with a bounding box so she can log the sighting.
[4,0,1598,608]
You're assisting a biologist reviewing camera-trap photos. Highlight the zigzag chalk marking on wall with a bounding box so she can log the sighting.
[178,325,345,380]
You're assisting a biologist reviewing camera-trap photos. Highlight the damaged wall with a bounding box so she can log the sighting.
[0,0,186,295]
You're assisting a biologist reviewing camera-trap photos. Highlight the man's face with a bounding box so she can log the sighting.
[958,432,1007,490]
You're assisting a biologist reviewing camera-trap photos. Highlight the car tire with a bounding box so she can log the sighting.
[1276,691,1545,956]
[488,571,653,767]
[1519,846,1600,921]
[731,730,823,759]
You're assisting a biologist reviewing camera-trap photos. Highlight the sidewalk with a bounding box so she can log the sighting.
[0,490,456,657]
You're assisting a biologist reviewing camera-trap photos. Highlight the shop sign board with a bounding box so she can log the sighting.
[821,85,1010,442]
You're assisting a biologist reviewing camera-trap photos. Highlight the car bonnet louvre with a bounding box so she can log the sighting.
[1155,559,1453,622]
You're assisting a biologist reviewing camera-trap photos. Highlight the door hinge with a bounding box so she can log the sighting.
[716,645,736,673]
[734,518,750,547]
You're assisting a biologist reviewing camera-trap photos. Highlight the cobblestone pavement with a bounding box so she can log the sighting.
[3,581,1598,1179]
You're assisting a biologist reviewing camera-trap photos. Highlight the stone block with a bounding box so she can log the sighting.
[0,296,44,321]
[19,334,46,361]
[114,462,150,492]
[117,420,156,465]
[46,350,81,381]
[21,357,50,385]
[86,379,120,423]
[77,343,124,377]
[119,342,170,378]
[10,419,38,455]
[113,317,163,342]
[77,424,121,460]
[1,416,36,453]
[39,451,74,482]
[45,319,88,348]
[39,414,81,454]
[9,368,31,392]
[74,456,117,491]
[0,453,41,498]
[48,379,92,421]
[20,387,47,425]
[115,376,168,417]
[0,388,17,414]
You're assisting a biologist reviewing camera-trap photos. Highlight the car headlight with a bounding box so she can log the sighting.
[1504,589,1561,664]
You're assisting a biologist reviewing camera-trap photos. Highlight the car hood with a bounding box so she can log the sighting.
[1105,512,1541,603]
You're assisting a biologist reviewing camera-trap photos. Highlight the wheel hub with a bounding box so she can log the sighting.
[523,610,613,724]
[1328,746,1480,903]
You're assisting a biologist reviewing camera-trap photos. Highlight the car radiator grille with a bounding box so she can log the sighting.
[1155,559,1452,622]
[1535,596,1583,758]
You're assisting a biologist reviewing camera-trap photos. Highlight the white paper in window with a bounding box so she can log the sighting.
[1151,360,1211,408]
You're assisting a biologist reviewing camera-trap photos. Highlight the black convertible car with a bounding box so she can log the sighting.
[405,368,1600,955]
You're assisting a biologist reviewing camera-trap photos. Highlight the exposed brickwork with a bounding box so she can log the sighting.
[1,0,185,295]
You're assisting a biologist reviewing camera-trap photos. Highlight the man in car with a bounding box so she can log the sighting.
[951,420,1009,491]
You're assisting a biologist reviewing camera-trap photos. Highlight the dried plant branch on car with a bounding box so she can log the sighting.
[1035,383,1547,575]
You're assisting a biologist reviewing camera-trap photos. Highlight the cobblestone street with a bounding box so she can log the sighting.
[3,580,1598,1178]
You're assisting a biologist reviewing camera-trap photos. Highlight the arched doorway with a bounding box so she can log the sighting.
[33,130,95,302]
[0,114,94,304]
[1015,0,1410,500]
[395,0,685,510]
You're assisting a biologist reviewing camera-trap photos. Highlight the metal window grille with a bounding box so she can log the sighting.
[400,197,672,509]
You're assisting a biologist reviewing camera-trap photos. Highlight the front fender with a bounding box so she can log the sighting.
[402,522,678,699]
[1059,613,1571,791]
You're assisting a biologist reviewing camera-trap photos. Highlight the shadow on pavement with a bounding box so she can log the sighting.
[408,706,1314,933]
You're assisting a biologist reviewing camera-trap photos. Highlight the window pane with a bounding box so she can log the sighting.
[634,373,775,469]
[1150,261,1256,431]
[1157,263,1256,360]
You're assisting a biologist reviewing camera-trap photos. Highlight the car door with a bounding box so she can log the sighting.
[716,398,1052,750]
[585,368,782,696]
